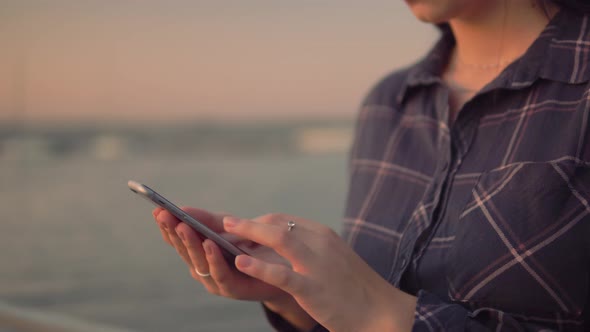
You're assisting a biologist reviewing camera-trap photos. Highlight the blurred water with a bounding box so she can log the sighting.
[0,154,348,331]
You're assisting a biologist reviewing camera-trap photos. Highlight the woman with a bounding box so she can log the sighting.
[154,0,590,330]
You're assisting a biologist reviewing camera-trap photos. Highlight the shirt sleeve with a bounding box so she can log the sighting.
[412,290,582,331]
[261,304,328,332]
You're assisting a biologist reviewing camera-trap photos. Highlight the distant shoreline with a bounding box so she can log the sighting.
[0,119,354,161]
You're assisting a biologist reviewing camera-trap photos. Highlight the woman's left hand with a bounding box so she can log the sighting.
[223,214,418,332]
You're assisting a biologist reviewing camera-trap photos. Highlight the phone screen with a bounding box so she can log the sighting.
[128,180,249,264]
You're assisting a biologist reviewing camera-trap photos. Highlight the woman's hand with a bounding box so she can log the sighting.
[223,214,418,332]
[152,207,316,331]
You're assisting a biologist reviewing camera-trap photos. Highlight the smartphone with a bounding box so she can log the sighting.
[128,180,249,265]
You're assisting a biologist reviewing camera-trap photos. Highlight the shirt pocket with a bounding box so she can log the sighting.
[446,159,590,318]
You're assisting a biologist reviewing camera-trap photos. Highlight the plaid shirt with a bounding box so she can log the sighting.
[266,8,590,332]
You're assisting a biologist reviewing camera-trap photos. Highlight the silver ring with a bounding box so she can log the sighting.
[287,221,295,232]
[195,268,211,277]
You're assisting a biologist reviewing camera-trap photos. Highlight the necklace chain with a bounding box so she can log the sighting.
[446,0,510,93]
[454,56,514,70]
[452,0,510,71]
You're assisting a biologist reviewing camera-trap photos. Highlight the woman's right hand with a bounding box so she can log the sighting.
[152,207,316,331]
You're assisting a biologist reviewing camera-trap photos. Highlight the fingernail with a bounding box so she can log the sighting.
[177,230,185,241]
[162,223,168,231]
[223,217,239,228]
[204,241,212,255]
[237,255,252,268]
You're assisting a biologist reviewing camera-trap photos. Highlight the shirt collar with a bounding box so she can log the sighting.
[396,8,590,107]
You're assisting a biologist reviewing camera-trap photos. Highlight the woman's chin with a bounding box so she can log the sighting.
[405,0,465,24]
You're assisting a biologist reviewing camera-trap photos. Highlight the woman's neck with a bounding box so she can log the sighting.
[442,1,561,127]
[449,0,560,67]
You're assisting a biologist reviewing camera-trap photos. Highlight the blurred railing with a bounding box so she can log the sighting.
[0,301,132,332]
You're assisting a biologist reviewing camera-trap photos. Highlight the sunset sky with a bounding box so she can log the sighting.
[1,0,437,125]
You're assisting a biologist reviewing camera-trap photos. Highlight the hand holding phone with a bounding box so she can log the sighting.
[128,180,315,328]
[128,180,250,265]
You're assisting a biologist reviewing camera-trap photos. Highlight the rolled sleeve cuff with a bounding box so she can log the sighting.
[412,290,468,331]
[262,304,327,332]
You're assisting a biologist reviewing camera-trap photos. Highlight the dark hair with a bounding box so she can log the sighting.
[545,0,590,12]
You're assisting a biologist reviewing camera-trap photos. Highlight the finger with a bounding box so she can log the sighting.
[189,266,220,295]
[176,223,209,277]
[203,240,242,297]
[152,207,164,219]
[235,255,306,296]
[170,224,192,266]
[152,208,172,245]
[158,222,173,246]
[155,209,181,230]
[252,213,319,232]
[223,217,313,262]
[155,211,190,261]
